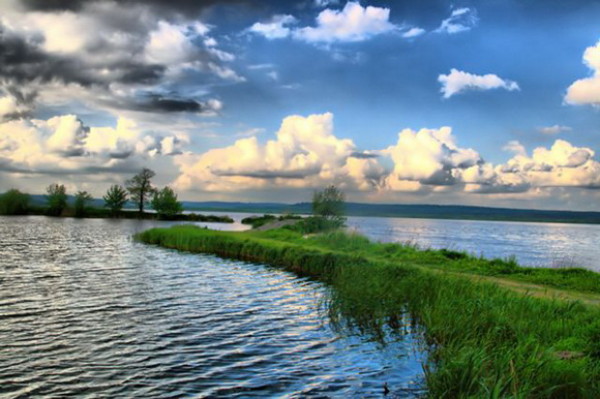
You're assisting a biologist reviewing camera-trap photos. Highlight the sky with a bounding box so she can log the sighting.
[1,0,600,210]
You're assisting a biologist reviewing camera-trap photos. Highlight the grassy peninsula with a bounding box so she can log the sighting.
[137,224,600,398]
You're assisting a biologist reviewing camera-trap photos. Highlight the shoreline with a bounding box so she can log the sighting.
[136,225,600,397]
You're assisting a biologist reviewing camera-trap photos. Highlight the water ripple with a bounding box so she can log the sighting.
[0,216,425,398]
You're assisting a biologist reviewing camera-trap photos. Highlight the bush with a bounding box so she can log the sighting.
[0,189,30,215]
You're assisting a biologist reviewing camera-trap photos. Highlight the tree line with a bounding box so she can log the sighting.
[0,168,183,218]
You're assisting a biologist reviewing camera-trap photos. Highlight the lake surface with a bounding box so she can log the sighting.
[0,216,425,398]
[344,216,600,271]
[209,211,600,271]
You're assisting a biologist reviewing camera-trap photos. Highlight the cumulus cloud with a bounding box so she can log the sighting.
[0,114,185,174]
[435,7,478,34]
[438,69,520,98]
[248,2,398,44]
[565,40,600,106]
[170,114,600,198]
[537,125,572,135]
[173,112,385,192]
[294,2,397,43]
[499,140,600,188]
[382,127,482,189]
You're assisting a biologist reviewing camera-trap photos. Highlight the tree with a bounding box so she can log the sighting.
[46,183,68,216]
[151,186,183,218]
[312,185,346,228]
[74,190,93,218]
[0,189,30,215]
[126,168,156,213]
[103,185,128,216]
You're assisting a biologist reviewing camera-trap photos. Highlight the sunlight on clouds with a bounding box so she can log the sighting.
[565,40,600,106]
[0,115,183,173]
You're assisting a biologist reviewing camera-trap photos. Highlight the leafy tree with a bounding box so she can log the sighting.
[0,189,30,215]
[103,185,128,216]
[312,185,346,228]
[151,186,183,218]
[46,183,68,216]
[126,168,156,213]
[74,190,93,218]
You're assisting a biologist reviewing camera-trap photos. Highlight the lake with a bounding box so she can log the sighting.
[345,216,600,271]
[0,216,424,398]
[207,211,600,271]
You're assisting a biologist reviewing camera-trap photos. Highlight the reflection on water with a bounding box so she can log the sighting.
[0,216,425,398]
[347,216,600,271]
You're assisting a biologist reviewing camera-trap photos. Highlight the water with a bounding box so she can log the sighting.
[0,216,425,398]
[347,216,600,271]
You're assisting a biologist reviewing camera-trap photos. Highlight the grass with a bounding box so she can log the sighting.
[136,225,600,398]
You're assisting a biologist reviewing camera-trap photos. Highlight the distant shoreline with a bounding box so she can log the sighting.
[5,207,234,223]
[185,205,600,225]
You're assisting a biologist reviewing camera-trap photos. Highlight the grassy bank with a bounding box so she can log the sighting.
[136,225,600,398]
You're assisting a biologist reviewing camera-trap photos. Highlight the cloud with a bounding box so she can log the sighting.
[0,114,185,174]
[438,69,520,98]
[248,2,398,44]
[503,140,526,156]
[402,27,426,38]
[248,15,297,40]
[294,2,397,43]
[170,112,600,198]
[435,7,478,34]
[498,140,600,188]
[173,112,385,192]
[382,127,482,188]
[0,1,241,117]
[537,125,572,135]
[565,40,600,106]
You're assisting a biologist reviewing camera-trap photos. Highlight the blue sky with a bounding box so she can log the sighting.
[0,0,599,209]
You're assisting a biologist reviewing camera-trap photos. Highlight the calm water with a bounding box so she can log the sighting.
[0,216,425,398]
[345,216,600,271]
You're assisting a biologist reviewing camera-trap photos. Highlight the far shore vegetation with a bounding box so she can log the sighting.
[0,168,233,223]
[137,185,600,398]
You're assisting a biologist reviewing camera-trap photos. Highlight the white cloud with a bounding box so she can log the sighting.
[294,2,397,43]
[248,2,398,44]
[503,140,526,156]
[382,127,482,188]
[499,140,600,188]
[402,27,426,38]
[173,112,384,192]
[438,69,520,98]
[565,40,600,106]
[248,15,297,40]
[435,7,478,34]
[0,114,184,174]
[537,125,572,135]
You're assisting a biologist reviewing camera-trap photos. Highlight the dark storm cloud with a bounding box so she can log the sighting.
[126,95,204,113]
[349,151,379,159]
[21,0,250,13]
[0,24,161,88]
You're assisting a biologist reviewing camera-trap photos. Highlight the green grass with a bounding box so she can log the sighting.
[136,225,600,398]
